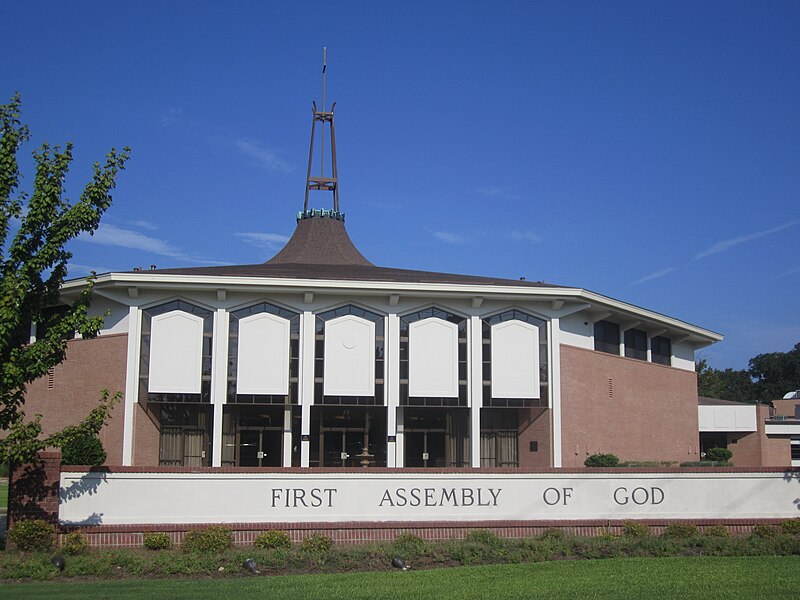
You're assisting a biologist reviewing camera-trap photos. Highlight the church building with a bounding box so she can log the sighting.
[23,96,728,472]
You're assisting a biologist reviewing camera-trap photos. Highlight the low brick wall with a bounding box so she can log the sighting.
[8,457,800,548]
[58,518,787,549]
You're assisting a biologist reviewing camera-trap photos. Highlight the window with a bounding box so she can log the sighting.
[315,305,384,405]
[594,320,620,355]
[624,328,647,361]
[228,302,299,405]
[400,307,467,406]
[139,300,213,403]
[482,309,548,407]
[651,335,672,365]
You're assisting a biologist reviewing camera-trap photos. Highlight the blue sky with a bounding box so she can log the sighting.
[4,1,799,370]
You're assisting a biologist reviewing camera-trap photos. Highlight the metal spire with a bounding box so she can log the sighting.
[303,47,340,215]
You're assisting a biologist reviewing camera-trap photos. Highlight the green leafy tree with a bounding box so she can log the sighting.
[749,343,800,402]
[696,358,757,403]
[0,93,128,463]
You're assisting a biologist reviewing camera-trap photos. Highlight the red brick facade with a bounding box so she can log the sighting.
[559,344,700,467]
[23,334,128,464]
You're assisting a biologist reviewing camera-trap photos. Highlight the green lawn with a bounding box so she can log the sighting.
[1,556,798,599]
[0,479,7,511]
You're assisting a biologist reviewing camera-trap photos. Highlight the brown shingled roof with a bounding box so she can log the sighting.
[266,215,373,266]
[143,214,560,289]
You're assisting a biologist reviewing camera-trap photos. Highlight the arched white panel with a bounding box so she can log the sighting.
[236,312,290,395]
[148,311,204,394]
[491,320,539,399]
[324,315,375,396]
[409,318,458,398]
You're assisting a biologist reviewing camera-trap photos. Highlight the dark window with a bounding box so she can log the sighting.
[651,335,672,365]
[228,302,300,405]
[400,307,467,406]
[139,300,213,404]
[315,305,384,406]
[624,328,647,361]
[791,443,800,461]
[482,309,548,407]
[594,320,620,355]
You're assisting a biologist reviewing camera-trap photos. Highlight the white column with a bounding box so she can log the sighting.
[299,311,316,467]
[283,405,293,467]
[386,313,400,467]
[122,306,141,466]
[211,309,229,467]
[395,406,404,468]
[620,328,627,357]
[469,316,482,467]
[646,336,653,362]
[550,317,563,468]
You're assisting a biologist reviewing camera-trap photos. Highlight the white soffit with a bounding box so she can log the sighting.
[409,318,458,398]
[148,311,203,394]
[236,312,290,395]
[491,320,539,399]
[324,315,375,397]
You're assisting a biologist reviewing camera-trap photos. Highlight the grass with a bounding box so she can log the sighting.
[0,556,798,599]
[0,479,7,511]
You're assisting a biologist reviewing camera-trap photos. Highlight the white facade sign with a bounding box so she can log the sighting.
[148,311,204,394]
[236,312,290,395]
[59,471,800,525]
[491,320,540,399]
[324,315,375,396]
[409,318,459,398]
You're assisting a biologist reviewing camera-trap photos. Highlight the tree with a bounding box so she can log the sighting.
[749,342,800,402]
[0,93,129,463]
[696,358,757,403]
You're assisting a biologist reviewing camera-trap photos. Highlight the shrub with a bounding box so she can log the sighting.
[254,530,291,550]
[143,532,172,550]
[704,447,732,463]
[661,523,700,539]
[538,528,566,541]
[780,519,800,535]
[60,431,107,466]
[622,521,651,538]
[300,533,333,553]
[703,524,731,538]
[393,532,426,556]
[750,524,781,540]
[181,526,231,553]
[584,453,619,467]
[465,529,502,547]
[0,461,9,478]
[7,519,55,551]
[681,461,722,467]
[63,531,89,555]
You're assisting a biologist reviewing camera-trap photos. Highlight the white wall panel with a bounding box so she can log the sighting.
[698,405,757,432]
[491,320,540,398]
[409,318,458,398]
[148,311,204,393]
[324,315,375,396]
[236,312,290,395]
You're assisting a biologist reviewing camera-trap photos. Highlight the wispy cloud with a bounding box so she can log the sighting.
[235,232,291,249]
[160,108,185,127]
[694,220,800,260]
[631,267,676,286]
[79,224,186,257]
[127,219,159,231]
[476,187,519,201]
[66,262,116,277]
[509,230,542,243]
[433,230,468,244]
[235,139,294,173]
[777,265,800,278]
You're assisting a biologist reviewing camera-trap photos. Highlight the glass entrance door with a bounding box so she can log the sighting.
[239,428,282,467]
[404,430,446,467]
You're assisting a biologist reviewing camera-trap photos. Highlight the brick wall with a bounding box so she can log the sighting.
[8,450,62,529]
[518,407,551,467]
[23,334,128,464]
[560,345,699,467]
